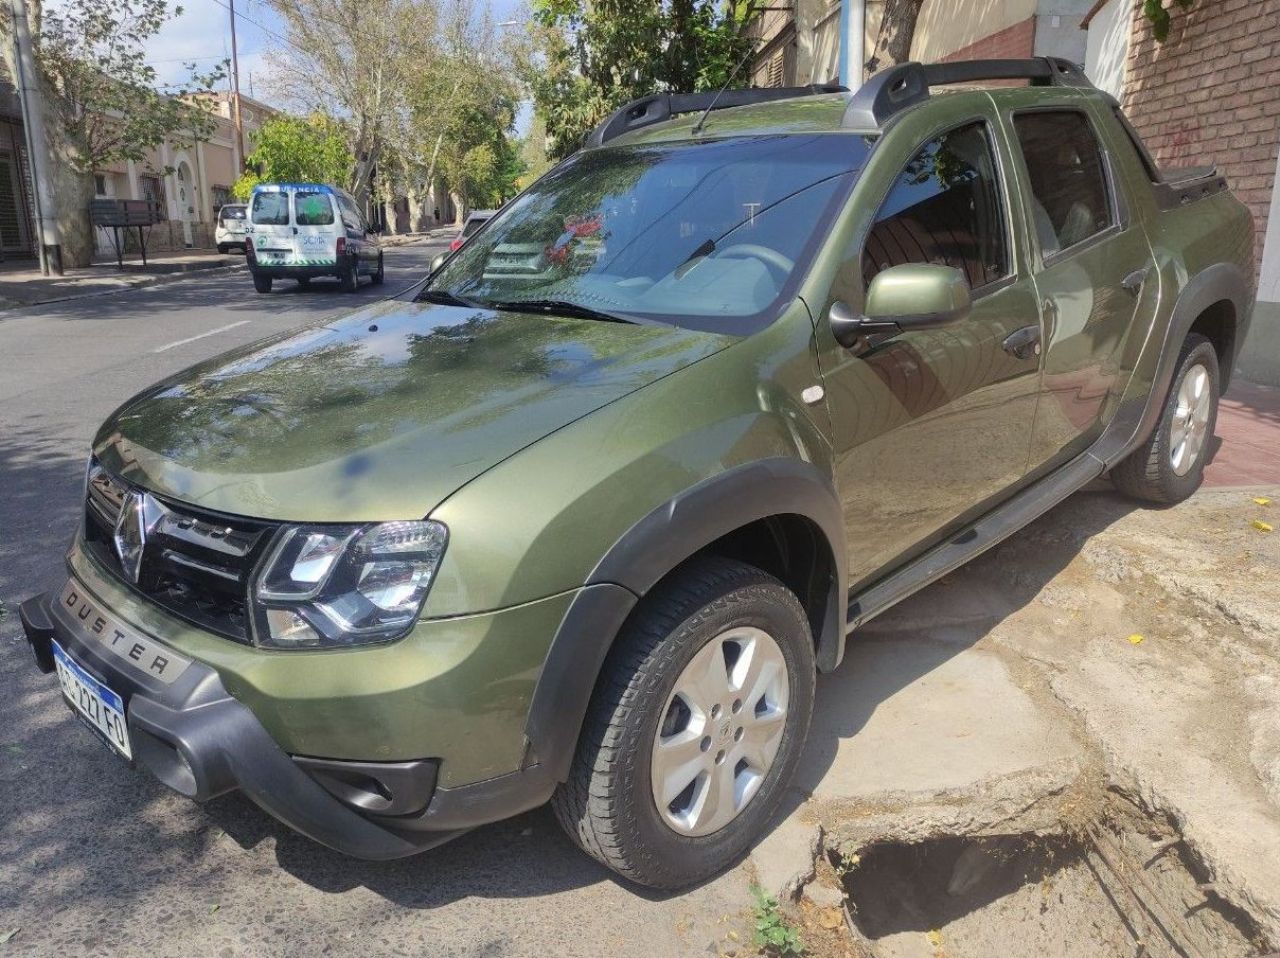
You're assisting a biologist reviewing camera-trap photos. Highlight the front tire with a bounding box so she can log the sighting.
[371,252,385,285]
[552,557,815,890]
[1111,332,1219,504]
[252,273,272,294]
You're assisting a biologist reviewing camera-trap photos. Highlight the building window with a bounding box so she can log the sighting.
[211,185,231,210]
[139,174,167,219]
[94,173,107,196]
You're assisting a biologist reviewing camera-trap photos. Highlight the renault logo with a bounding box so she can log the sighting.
[113,490,161,584]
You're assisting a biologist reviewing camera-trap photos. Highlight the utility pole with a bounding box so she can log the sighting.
[228,0,245,170]
[839,0,866,91]
[9,0,62,275]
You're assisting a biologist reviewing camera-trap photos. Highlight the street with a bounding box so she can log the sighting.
[0,241,752,958]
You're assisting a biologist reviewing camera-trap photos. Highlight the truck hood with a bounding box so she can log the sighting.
[94,298,733,521]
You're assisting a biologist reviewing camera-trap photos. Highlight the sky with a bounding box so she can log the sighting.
[144,0,531,132]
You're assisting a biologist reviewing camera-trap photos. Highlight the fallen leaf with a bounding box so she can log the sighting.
[0,929,18,944]
[818,908,843,930]
[927,929,944,946]
[209,904,220,914]
[1252,497,1271,506]
[1127,633,1145,645]
[1251,519,1274,533]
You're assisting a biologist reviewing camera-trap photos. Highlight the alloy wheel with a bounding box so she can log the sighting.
[650,626,789,837]
[1169,362,1212,476]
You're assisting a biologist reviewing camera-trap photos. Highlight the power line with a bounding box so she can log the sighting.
[206,0,300,54]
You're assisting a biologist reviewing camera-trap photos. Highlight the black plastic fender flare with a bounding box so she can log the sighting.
[1102,260,1252,469]
[524,458,847,784]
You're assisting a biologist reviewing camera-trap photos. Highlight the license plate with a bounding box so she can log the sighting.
[52,640,132,760]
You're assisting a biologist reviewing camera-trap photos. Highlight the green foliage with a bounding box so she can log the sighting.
[35,0,226,172]
[523,0,761,158]
[1143,0,1195,42]
[232,115,355,200]
[751,887,805,957]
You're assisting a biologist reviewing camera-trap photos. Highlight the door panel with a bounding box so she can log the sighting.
[822,282,1043,586]
[1009,108,1156,471]
[816,118,1043,587]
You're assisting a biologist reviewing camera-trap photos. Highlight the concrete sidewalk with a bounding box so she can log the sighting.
[749,379,1280,954]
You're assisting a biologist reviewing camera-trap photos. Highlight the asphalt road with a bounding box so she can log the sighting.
[0,242,751,957]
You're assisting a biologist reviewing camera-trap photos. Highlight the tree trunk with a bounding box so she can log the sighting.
[877,0,926,70]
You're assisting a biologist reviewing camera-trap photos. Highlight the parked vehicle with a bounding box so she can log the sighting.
[214,203,248,254]
[245,183,383,293]
[449,209,494,251]
[22,58,1253,890]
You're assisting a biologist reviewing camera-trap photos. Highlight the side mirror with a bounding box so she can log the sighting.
[429,252,448,274]
[829,263,972,348]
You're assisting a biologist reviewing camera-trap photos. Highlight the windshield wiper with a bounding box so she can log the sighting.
[488,298,636,324]
[417,287,477,307]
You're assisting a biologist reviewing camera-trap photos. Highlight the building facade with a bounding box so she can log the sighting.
[92,91,278,255]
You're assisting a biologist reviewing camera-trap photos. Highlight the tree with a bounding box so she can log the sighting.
[523,0,759,158]
[231,115,355,200]
[0,0,225,266]
[265,0,438,210]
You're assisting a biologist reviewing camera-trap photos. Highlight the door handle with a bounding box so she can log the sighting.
[1121,267,1149,295]
[1002,324,1042,361]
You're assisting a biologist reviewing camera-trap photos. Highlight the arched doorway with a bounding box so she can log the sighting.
[175,159,194,247]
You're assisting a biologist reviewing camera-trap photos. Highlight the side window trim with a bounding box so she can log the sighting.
[859,115,1016,302]
[1007,105,1124,269]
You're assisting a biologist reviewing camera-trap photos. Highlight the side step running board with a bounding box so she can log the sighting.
[845,451,1105,631]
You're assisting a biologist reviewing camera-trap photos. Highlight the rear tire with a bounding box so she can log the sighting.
[217,244,228,254]
[340,257,358,293]
[297,277,310,289]
[1111,332,1219,504]
[552,556,815,890]
[252,273,272,294]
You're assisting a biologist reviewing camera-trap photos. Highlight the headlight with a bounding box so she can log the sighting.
[251,520,447,649]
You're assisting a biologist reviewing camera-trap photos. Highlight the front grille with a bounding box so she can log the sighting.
[83,464,276,643]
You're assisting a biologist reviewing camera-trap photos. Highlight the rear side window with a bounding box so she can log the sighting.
[461,216,487,238]
[295,191,335,226]
[250,191,289,226]
[863,122,1009,291]
[1013,111,1114,256]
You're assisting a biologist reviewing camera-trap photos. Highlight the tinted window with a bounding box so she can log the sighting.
[863,123,1008,291]
[461,216,488,238]
[1013,111,1113,256]
[337,195,364,231]
[295,190,336,226]
[426,135,871,332]
[220,206,245,223]
[251,191,290,226]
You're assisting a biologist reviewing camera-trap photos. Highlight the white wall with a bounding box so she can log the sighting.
[1084,0,1130,99]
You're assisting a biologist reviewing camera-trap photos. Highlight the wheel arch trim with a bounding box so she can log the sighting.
[524,458,847,784]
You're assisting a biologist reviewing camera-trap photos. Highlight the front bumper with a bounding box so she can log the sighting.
[20,586,556,860]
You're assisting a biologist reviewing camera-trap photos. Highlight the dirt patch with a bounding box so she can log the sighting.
[837,790,1270,958]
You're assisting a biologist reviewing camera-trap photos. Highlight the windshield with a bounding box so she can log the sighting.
[251,191,289,226]
[423,135,871,333]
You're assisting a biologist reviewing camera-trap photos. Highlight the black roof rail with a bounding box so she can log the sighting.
[843,56,1092,129]
[585,84,848,148]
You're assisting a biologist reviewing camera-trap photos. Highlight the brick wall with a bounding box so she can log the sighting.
[1122,0,1280,276]
[938,17,1037,62]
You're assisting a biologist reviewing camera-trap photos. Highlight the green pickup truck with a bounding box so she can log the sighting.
[21,58,1254,889]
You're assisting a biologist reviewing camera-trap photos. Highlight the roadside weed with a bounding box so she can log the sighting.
[751,887,805,956]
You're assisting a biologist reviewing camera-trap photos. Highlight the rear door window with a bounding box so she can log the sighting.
[863,121,1010,292]
[250,191,290,226]
[295,191,336,226]
[1012,111,1114,257]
